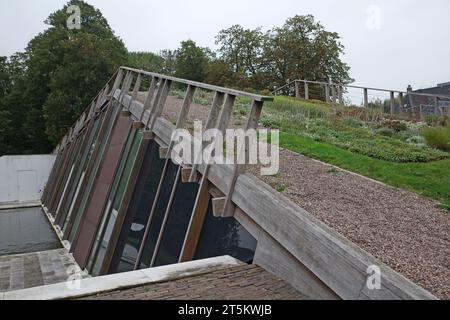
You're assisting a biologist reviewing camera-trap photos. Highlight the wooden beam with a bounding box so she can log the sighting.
[132,121,145,129]
[120,110,131,117]
[120,66,273,102]
[140,77,158,121]
[211,197,226,218]
[150,167,182,267]
[363,88,369,108]
[181,167,193,183]
[304,81,309,100]
[390,91,395,115]
[220,100,263,218]
[179,179,210,262]
[159,147,169,159]
[142,130,154,140]
[189,91,225,182]
[146,79,172,131]
[294,81,300,98]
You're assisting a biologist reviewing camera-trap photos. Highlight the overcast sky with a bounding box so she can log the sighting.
[1,0,449,91]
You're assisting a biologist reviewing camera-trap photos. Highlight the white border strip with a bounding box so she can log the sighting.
[3,256,243,300]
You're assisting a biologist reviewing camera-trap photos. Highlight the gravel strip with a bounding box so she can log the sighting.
[248,149,449,300]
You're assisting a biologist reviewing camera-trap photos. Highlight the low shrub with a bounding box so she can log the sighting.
[381,119,408,132]
[421,126,450,152]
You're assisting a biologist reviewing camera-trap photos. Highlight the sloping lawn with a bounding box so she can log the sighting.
[280,132,450,207]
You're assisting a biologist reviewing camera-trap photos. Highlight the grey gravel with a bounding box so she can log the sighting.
[248,149,449,300]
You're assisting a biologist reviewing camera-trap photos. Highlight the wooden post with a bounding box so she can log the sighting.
[304,81,309,100]
[108,68,124,97]
[325,84,330,104]
[338,86,344,105]
[363,88,369,108]
[331,85,336,105]
[146,79,172,131]
[435,97,440,115]
[140,77,158,121]
[179,178,211,262]
[189,92,225,182]
[294,81,300,99]
[390,91,395,115]
[220,99,263,218]
[399,92,404,115]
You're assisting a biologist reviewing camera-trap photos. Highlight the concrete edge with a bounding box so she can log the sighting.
[41,205,71,250]
[0,202,41,210]
[2,256,243,300]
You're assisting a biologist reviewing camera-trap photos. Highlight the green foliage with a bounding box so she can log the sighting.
[205,59,240,87]
[279,132,450,207]
[160,49,177,75]
[270,180,288,192]
[380,119,408,132]
[216,25,263,76]
[175,40,210,82]
[436,204,450,213]
[421,126,450,151]
[262,97,449,163]
[262,15,352,89]
[327,167,339,175]
[260,96,450,205]
[128,52,164,73]
[1,0,127,152]
[214,15,352,90]
[0,57,11,97]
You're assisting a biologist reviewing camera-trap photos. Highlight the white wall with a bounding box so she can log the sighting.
[0,155,56,204]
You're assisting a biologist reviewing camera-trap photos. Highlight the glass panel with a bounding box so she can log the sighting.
[194,201,257,264]
[153,180,199,267]
[67,102,120,244]
[87,128,142,275]
[55,133,84,220]
[138,161,178,269]
[109,140,166,274]
[59,115,103,230]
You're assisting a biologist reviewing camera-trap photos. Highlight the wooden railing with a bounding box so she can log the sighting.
[273,79,450,118]
[43,67,437,300]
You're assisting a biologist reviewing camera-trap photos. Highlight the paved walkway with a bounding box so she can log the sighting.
[0,249,83,292]
[79,264,308,300]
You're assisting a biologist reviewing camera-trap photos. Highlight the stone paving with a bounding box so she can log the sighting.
[0,248,83,292]
[79,264,309,300]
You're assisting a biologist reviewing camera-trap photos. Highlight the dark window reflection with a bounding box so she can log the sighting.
[138,161,179,269]
[153,180,199,267]
[67,102,120,244]
[109,140,165,273]
[87,128,142,276]
[194,200,257,264]
[59,115,102,230]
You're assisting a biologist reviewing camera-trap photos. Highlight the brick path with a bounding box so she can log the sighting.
[79,264,308,300]
[0,249,83,292]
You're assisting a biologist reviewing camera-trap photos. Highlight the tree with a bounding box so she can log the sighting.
[216,25,263,76]
[213,16,351,91]
[2,0,127,152]
[128,52,165,73]
[160,49,177,76]
[262,15,351,89]
[205,59,237,87]
[40,1,127,144]
[0,57,12,155]
[174,40,210,82]
[0,57,11,97]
